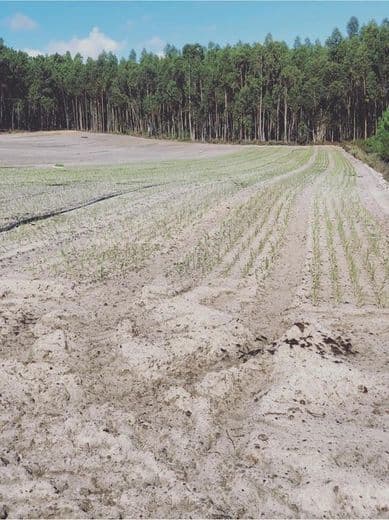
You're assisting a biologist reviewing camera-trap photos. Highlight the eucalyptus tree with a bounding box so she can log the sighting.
[0,16,387,143]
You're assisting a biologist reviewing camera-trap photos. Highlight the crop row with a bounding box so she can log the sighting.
[175,149,328,283]
[308,149,387,307]
[0,146,303,226]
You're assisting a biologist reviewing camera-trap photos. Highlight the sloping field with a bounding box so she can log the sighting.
[0,142,388,518]
[0,131,244,167]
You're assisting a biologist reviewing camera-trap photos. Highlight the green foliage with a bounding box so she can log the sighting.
[368,109,389,161]
[347,16,360,38]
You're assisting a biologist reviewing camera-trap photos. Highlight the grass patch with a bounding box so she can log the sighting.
[342,141,389,182]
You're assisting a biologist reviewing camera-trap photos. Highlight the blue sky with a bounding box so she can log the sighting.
[1,1,388,59]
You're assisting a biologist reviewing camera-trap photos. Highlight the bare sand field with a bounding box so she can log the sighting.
[0,136,388,518]
[0,131,244,167]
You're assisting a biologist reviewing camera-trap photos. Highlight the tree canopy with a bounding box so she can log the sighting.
[0,17,388,142]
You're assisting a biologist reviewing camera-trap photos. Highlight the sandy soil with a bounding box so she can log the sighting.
[0,131,245,167]
[0,140,388,518]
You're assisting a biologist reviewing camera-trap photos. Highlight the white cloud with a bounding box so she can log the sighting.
[24,48,43,57]
[20,27,125,60]
[144,36,165,57]
[46,27,124,59]
[6,12,38,31]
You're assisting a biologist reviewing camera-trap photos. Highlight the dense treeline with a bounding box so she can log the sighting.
[0,17,388,142]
